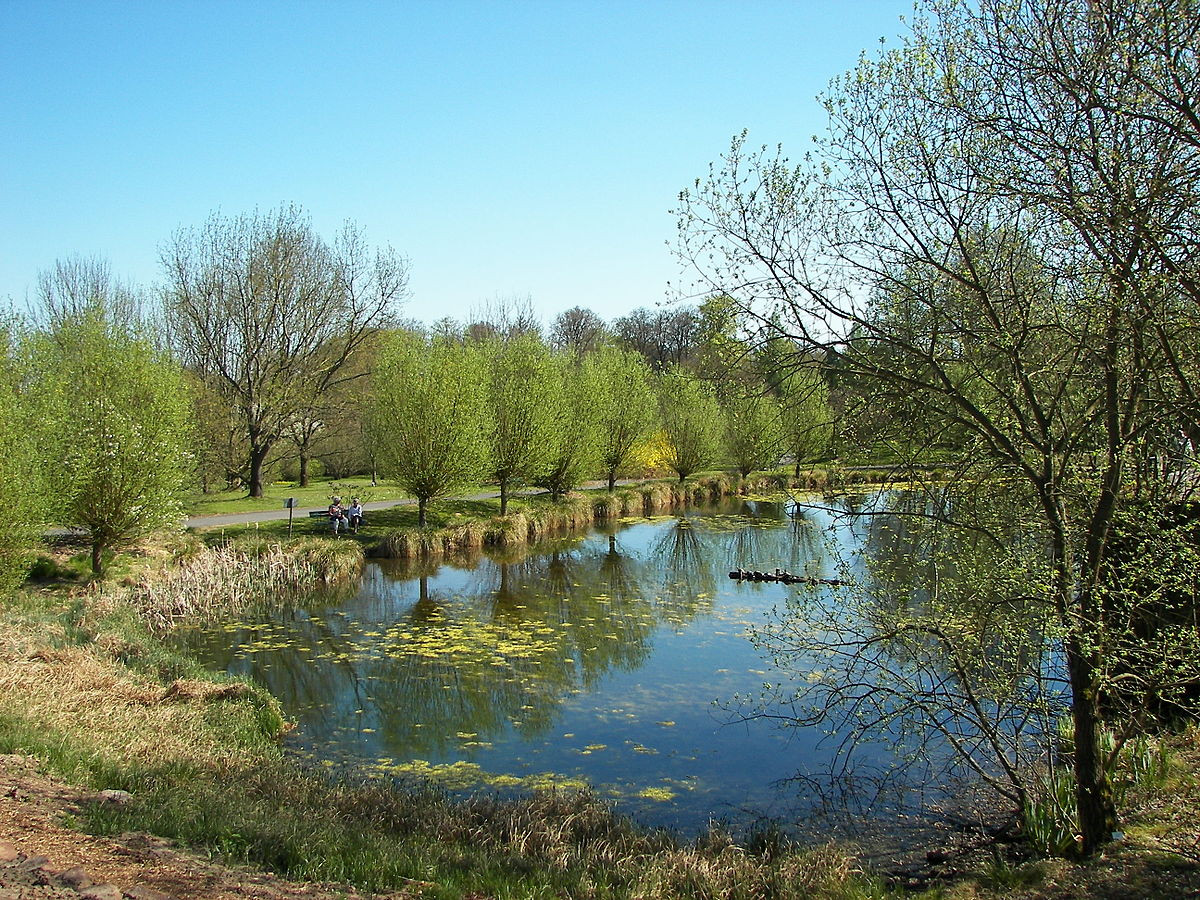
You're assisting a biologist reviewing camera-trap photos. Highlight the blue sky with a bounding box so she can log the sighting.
[2,1,913,328]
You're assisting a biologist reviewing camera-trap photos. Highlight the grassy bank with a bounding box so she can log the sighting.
[0,575,888,899]
[186,477,419,516]
[6,497,1200,898]
[373,474,743,559]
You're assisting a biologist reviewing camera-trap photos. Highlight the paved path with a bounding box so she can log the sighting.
[184,481,638,529]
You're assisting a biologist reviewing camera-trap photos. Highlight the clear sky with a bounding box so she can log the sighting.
[2,0,913,328]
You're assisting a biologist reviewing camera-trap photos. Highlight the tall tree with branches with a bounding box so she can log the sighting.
[162,205,408,497]
[675,0,1200,855]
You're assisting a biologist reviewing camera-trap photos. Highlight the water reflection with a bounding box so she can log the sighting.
[176,493,1001,839]
[755,486,1061,842]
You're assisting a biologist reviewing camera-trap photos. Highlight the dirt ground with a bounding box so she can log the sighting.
[0,754,427,900]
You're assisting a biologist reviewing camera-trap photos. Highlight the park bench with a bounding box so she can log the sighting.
[307,508,364,533]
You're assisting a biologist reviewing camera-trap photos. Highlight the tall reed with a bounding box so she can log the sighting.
[110,539,364,632]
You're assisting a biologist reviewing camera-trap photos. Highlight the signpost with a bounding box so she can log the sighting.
[284,497,296,536]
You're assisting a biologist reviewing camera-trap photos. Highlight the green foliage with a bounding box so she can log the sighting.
[1096,502,1200,724]
[780,367,833,472]
[658,367,722,482]
[0,319,40,594]
[722,388,784,478]
[371,332,487,526]
[33,306,191,576]
[583,345,657,489]
[481,333,560,513]
[534,354,602,499]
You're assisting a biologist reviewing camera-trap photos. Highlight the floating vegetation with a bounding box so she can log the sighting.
[637,786,677,801]
[380,758,591,793]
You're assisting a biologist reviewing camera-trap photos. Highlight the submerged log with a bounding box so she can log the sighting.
[728,568,845,586]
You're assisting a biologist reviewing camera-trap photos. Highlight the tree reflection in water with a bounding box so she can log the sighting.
[753,487,1063,836]
[174,494,1007,843]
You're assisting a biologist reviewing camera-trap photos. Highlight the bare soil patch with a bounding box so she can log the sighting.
[0,755,425,900]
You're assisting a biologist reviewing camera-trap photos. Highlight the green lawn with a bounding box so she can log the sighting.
[188,492,522,543]
[186,478,414,516]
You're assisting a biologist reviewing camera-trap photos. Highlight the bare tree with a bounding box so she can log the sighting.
[37,255,144,332]
[162,206,408,497]
[465,294,541,343]
[613,306,702,371]
[549,305,607,354]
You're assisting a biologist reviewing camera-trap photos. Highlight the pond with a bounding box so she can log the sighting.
[175,494,972,843]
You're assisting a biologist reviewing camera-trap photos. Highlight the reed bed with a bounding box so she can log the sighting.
[110,538,364,632]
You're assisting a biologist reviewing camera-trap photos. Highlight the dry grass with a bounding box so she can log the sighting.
[634,838,866,900]
[107,539,364,632]
[0,640,285,773]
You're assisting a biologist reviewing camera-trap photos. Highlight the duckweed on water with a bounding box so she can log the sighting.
[378,757,592,793]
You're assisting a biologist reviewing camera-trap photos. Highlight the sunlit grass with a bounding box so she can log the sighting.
[0,584,892,899]
[186,477,419,516]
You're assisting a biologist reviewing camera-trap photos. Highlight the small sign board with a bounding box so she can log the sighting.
[284,497,297,508]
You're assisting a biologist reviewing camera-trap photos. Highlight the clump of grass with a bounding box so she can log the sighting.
[376,521,490,559]
[792,467,832,491]
[288,537,365,583]
[1022,770,1080,858]
[633,837,880,900]
[108,539,364,632]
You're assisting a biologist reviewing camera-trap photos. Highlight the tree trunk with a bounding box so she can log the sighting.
[1066,303,1124,856]
[499,479,509,516]
[1067,633,1116,855]
[299,451,310,487]
[1048,478,1119,858]
[91,539,103,576]
[418,497,427,527]
[608,470,616,492]
[248,442,271,498]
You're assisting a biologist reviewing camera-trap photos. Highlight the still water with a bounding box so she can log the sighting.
[177,495,933,837]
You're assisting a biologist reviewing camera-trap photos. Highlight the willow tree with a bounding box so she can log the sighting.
[722,388,784,483]
[584,346,657,490]
[371,333,486,527]
[482,333,559,515]
[34,267,191,576]
[675,0,1200,856]
[658,368,723,483]
[0,320,39,591]
[534,354,602,500]
[162,206,408,497]
[780,367,833,476]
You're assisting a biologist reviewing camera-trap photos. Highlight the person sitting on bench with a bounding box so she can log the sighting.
[328,497,347,534]
[346,497,365,533]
